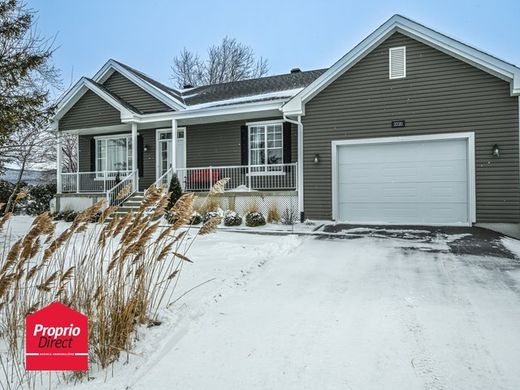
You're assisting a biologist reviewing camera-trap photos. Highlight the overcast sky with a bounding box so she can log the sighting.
[28,0,520,91]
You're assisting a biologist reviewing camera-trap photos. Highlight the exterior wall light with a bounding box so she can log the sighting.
[492,144,500,157]
[144,144,149,152]
[314,153,320,164]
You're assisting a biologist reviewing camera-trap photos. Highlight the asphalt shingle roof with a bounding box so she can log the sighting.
[112,60,326,108]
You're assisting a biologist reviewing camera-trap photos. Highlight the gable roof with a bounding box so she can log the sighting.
[283,14,520,115]
[54,77,140,122]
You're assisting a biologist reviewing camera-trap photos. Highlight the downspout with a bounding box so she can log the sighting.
[283,114,304,222]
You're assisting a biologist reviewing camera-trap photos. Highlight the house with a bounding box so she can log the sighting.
[52,14,520,228]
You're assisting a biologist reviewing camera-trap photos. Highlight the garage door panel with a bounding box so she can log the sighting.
[341,181,468,203]
[337,138,469,225]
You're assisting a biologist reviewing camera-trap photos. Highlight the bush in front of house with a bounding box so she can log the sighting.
[25,183,56,215]
[166,173,183,211]
[51,209,78,222]
[245,211,266,227]
[189,211,203,225]
[203,210,221,223]
[223,210,242,226]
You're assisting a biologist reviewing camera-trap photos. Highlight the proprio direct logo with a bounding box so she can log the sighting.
[25,302,88,371]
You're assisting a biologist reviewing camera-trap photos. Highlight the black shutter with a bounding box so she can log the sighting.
[282,122,292,163]
[137,134,144,177]
[240,125,249,165]
[90,138,96,171]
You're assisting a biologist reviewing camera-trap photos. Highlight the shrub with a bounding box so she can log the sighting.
[224,210,242,226]
[166,174,183,211]
[245,211,266,227]
[244,200,259,214]
[26,183,56,215]
[281,208,297,225]
[189,211,203,225]
[0,179,27,214]
[203,210,221,223]
[199,196,220,214]
[267,204,280,223]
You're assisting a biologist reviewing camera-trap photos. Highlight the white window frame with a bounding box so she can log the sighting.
[389,46,406,80]
[247,120,284,176]
[94,133,133,178]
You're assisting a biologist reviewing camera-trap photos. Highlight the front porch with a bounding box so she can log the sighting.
[58,163,297,195]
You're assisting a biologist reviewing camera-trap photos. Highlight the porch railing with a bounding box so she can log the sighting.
[153,167,173,191]
[61,171,131,193]
[106,170,139,207]
[176,163,297,192]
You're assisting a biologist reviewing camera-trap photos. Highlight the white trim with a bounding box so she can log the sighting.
[94,133,133,178]
[92,59,185,110]
[283,14,520,115]
[93,133,132,140]
[331,132,476,226]
[389,46,406,79]
[54,78,136,122]
[155,127,186,181]
[247,122,284,170]
[246,119,284,126]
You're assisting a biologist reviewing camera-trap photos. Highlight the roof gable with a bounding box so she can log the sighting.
[283,14,520,115]
[103,71,173,114]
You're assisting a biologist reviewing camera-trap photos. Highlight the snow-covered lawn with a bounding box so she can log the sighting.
[4,218,520,389]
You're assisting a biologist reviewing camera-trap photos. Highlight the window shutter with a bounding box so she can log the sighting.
[282,122,291,163]
[90,138,96,172]
[137,134,144,178]
[240,125,249,165]
[389,46,406,79]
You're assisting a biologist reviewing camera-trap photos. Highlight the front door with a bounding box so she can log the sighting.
[157,128,186,180]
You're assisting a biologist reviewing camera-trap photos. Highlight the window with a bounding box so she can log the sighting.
[389,46,406,79]
[95,135,132,176]
[249,123,283,172]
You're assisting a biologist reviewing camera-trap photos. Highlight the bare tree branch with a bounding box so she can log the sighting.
[171,37,269,88]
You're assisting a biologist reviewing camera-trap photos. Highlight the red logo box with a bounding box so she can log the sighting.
[25,302,88,371]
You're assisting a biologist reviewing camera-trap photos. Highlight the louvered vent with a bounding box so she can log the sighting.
[389,46,406,79]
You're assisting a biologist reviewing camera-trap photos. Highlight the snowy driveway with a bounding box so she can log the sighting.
[84,228,520,390]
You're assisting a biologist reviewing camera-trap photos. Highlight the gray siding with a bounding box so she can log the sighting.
[103,72,172,114]
[186,119,297,167]
[302,32,520,223]
[60,90,121,131]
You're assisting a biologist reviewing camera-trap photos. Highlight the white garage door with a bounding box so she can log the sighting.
[336,138,469,225]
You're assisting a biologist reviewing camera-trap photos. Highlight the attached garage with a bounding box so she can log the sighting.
[331,133,475,226]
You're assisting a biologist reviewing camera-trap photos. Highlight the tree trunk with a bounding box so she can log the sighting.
[5,158,27,214]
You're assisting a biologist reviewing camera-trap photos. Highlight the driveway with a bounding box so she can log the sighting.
[82,229,520,390]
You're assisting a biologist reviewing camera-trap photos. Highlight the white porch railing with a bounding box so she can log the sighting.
[153,167,173,190]
[106,170,139,207]
[176,163,297,192]
[61,171,131,193]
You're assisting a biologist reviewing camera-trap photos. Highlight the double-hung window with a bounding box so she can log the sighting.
[248,122,283,173]
[95,134,132,177]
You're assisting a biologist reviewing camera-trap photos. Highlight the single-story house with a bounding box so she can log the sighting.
[52,14,520,228]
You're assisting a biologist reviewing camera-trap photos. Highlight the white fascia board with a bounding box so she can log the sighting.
[126,100,285,124]
[92,59,186,110]
[53,77,136,124]
[284,15,520,114]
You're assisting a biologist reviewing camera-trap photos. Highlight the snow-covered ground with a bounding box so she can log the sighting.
[3,217,520,389]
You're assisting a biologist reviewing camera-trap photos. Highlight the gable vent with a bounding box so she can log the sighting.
[389,46,406,79]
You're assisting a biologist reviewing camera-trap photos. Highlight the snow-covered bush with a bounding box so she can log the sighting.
[189,211,203,225]
[203,210,222,223]
[281,208,297,225]
[51,209,78,222]
[224,210,242,226]
[25,183,56,215]
[245,211,266,227]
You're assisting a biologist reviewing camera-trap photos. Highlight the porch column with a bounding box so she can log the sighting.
[56,130,62,193]
[171,119,177,173]
[131,122,138,190]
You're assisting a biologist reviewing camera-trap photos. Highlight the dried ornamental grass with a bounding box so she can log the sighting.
[0,184,220,387]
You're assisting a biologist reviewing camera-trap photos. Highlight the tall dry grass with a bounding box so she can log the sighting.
[0,181,226,389]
